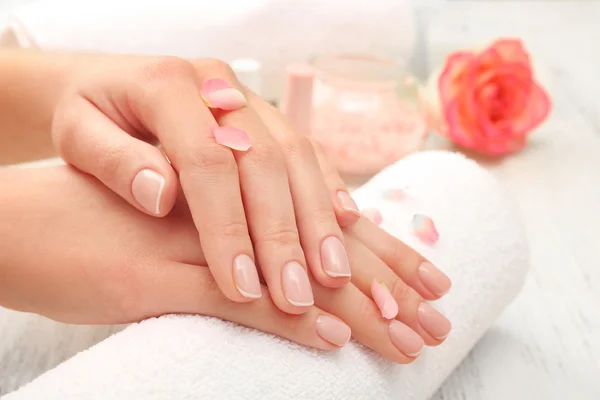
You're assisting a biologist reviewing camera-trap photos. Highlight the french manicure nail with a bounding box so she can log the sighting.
[418,261,451,296]
[336,191,360,216]
[362,208,382,225]
[233,254,262,299]
[316,315,351,347]
[371,279,398,319]
[282,262,314,307]
[213,126,251,151]
[321,236,351,278]
[418,302,451,340]
[131,169,165,215]
[388,320,424,357]
[200,78,247,110]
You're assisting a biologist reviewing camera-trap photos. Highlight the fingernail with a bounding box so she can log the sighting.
[282,261,314,307]
[200,78,247,110]
[213,126,251,151]
[336,191,360,216]
[371,279,398,320]
[362,208,382,225]
[316,315,351,347]
[388,320,424,357]
[131,169,165,215]
[418,302,451,340]
[418,261,451,296]
[321,236,351,278]
[233,254,262,299]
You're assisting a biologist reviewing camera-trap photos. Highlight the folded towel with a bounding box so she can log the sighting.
[5,151,529,400]
[0,0,416,99]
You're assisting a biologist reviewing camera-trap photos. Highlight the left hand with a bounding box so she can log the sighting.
[51,54,355,315]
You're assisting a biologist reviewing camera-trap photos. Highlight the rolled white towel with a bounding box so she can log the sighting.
[5,151,529,400]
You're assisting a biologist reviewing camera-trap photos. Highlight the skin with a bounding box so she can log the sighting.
[0,165,442,363]
[0,49,451,363]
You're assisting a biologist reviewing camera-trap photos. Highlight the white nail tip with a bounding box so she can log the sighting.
[287,299,315,307]
[236,286,262,299]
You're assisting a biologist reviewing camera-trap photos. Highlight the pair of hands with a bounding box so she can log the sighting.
[1,166,450,364]
[4,53,451,363]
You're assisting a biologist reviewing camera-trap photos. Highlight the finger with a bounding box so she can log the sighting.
[310,137,361,227]
[53,95,178,217]
[129,262,352,350]
[249,95,351,288]
[344,234,451,345]
[194,60,315,314]
[126,57,261,304]
[312,279,423,363]
[349,217,452,300]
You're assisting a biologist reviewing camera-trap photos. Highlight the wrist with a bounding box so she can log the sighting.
[0,50,82,164]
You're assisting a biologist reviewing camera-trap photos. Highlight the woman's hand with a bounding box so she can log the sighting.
[50,54,353,314]
[0,166,449,363]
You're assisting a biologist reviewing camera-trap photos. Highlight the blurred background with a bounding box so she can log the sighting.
[0,0,598,399]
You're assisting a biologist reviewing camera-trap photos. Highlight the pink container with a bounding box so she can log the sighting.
[283,54,428,178]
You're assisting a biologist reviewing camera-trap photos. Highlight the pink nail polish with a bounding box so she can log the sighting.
[371,279,398,319]
[233,254,262,299]
[213,126,251,151]
[282,262,314,307]
[418,261,451,296]
[316,315,351,347]
[388,320,424,357]
[131,169,165,215]
[321,236,351,278]
[362,208,382,225]
[336,191,360,215]
[201,78,247,110]
[418,302,451,340]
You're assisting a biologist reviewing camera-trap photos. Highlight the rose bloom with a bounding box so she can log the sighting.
[422,39,551,157]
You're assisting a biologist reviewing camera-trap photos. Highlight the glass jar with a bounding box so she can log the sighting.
[309,54,428,177]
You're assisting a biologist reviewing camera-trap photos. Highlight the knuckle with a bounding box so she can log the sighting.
[186,147,237,175]
[390,279,415,308]
[282,134,315,161]
[139,56,194,84]
[204,58,235,77]
[250,143,285,171]
[214,220,250,240]
[259,226,301,247]
[296,206,336,228]
[97,143,129,182]
[357,295,380,326]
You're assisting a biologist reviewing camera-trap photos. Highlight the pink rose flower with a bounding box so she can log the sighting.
[429,39,551,156]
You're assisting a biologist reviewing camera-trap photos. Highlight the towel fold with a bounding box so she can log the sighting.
[5,151,529,400]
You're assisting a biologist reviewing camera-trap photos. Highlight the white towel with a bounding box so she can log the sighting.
[0,0,416,99]
[4,151,529,400]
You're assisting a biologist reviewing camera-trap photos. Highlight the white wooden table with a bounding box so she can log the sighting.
[1,2,599,399]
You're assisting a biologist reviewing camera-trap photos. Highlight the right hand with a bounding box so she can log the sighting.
[0,166,450,363]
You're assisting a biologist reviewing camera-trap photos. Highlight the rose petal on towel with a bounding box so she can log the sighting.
[412,214,439,244]
[383,186,409,201]
[212,126,251,151]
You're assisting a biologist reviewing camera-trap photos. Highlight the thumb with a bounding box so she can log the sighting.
[52,96,178,217]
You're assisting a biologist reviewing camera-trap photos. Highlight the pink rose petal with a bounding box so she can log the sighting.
[412,214,439,245]
[213,126,251,151]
